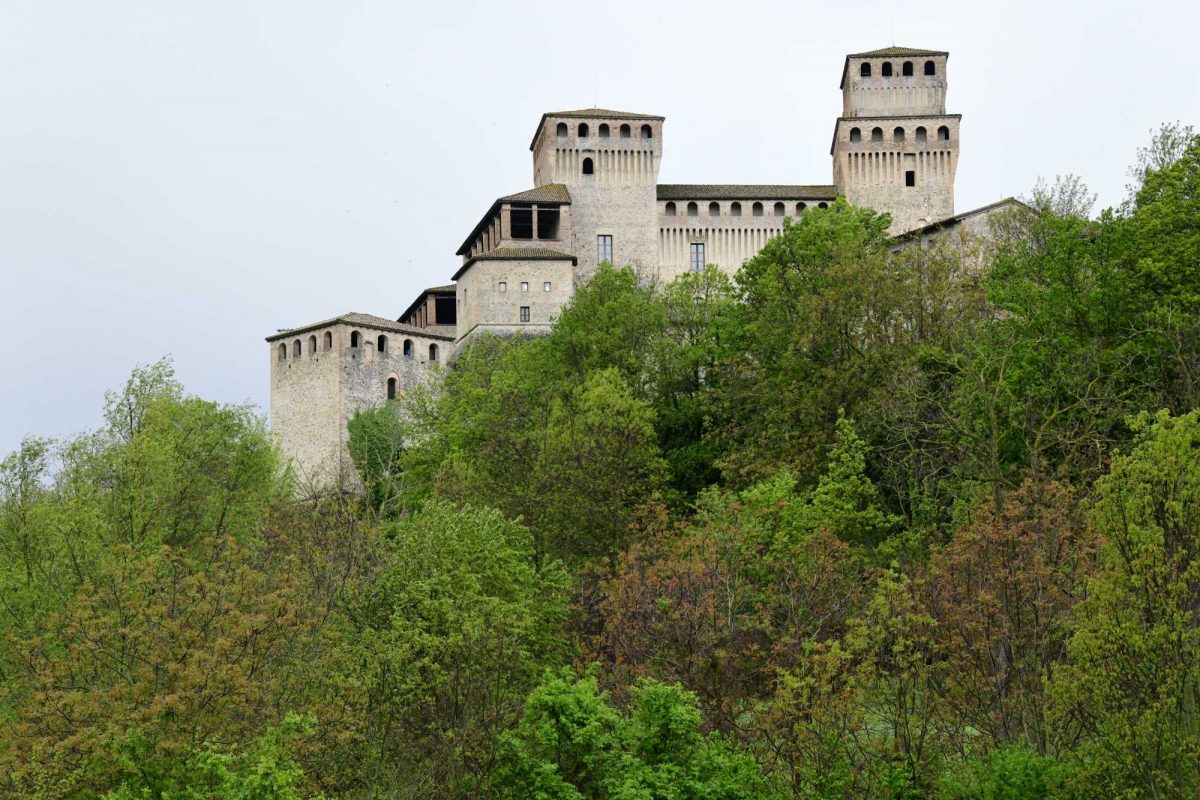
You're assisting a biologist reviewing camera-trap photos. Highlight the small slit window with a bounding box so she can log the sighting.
[924,60,935,76]
[323,331,332,350]
[582,157,594,175]
[377,334,387,353]
[293,339,301,357]
[905,170,916,187]
[860,62,871,77]
[309,335,317,353]
[752,201,763,217]
[709,201,720,217]
[641,124,652,138]
[544,281,551,292]
[902,61,913,76]
[278,343,286,361]
[387,377,397,400]
[773,202,785,217]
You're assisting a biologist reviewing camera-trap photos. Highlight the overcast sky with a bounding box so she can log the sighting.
[2,0,1198,456]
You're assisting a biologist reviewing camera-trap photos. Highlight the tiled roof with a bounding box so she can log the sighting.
[457,185,572,255]
[398,284,459,325]
[543,108,664,120]
[892,197,1031,241]
[850,46,948,58]
[657,184,837,200]
[425,284,457,293]
[498,184,572,204]
[452,246,577,281]
[266,312,455,342]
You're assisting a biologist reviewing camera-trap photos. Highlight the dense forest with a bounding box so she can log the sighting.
[1,125,1198,799]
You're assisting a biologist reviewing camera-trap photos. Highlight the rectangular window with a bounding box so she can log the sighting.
[905,170,916,187]
[519,306,530,323]
[499,281,506,292]
[689,242,705,272]
[597,234,613,264]
[543,281,551,292]
[521,281,529,293]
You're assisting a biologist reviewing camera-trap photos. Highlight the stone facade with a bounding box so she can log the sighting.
[268,45,1006,491]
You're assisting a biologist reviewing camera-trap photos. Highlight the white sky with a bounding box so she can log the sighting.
[2,0,1198,456]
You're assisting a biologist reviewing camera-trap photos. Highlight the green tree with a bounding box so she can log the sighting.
[1049,410,1200,798]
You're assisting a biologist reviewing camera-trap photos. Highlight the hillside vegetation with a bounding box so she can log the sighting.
[1,125,1198,799]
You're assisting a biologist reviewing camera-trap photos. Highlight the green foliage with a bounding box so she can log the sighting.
[347,404,410,515]
[101,714,325,800]
[496,670,773,799]
[1049,410,1200,799]
[340,501,570,794]
[937,745,1076,800]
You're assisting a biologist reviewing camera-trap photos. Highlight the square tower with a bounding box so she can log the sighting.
[831,48,959,234]
[530,109,664,282]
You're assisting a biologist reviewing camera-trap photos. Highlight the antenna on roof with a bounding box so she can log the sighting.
[891,19,895,46]
[593,71,598,109]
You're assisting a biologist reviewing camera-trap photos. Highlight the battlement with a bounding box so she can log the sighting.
[841,47,949,118]
[531,109,664,189]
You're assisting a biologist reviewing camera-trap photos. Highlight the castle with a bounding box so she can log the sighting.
[268,46,1014,490]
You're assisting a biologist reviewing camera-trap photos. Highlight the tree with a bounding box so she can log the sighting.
[496,670,772,799]
[1049,410,1200,799]
[337,502,570,796]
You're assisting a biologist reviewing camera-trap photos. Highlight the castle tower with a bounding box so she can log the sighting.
[530,109,664,282]
[831,48,959,233]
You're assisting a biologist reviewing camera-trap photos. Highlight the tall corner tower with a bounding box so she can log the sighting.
[831,47,959,233]
[529,109,664,282]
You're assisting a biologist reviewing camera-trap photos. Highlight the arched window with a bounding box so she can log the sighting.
[730,202,742,217]
[293,339,301,357]
[709,201,720,217]
[860,62,871,77]
[556,122,568,137]
[641,124,652,138]
[893,126,905,143]
[403,339,413,357]
[308,335,317,353]
[377,334,387,353]
[882,62,893,77]
[915,126,927,143]
[578,123,589,137]
[902,61,914,76]
[924,60,935,76]
[871,127,883,142]
[665,201,676,216]
[619,123,631,138]
[687,201,698,217]
[937,125,950,142]
[387,377,397,401]
[323,331,332,350]
[350,331,361,348]
[796,202,806,214]
[850,127,861,143]
[582,157,594,175]
[278,343,286,361]
[752,201,763,217]
[773,202,785,217]
[818,202,829,209]
[599,123,610,138]
[429,343,439,361]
